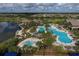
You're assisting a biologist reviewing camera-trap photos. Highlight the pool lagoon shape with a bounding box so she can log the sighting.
[48,25,73,45]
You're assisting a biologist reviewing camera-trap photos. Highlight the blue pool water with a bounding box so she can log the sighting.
[48,27,72,43]
[25,41,33,46]
[37,26,46,33]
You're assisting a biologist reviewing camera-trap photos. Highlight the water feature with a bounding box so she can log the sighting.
[0,22,21,42]
[24,41,34,46]
[37,26,46,33]
[48,26,73,44]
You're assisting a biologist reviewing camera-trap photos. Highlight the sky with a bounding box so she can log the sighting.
[0,3,79,13]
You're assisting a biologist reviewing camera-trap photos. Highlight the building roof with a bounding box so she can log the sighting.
[67,20,79,27]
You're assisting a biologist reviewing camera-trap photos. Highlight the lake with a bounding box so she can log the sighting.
[0,22,21,42]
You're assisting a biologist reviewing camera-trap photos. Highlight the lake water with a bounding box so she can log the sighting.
[0,22,21,42]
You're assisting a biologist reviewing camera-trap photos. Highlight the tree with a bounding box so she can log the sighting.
[36,41,43,49]
[75,40,79,45]
[21,45,38,56]
[8,46,18,52]
[0,38,20,55]
[73,46,79,52]
[42,38,55,46]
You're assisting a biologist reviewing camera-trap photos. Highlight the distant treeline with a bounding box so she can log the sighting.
[0,13,79,19]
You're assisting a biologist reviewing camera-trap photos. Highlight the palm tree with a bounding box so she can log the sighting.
[21,45,38,56]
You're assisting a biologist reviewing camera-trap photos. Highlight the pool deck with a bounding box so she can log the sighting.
[17,38,41,47]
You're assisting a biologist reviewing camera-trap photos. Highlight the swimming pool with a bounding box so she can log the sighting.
[37,26,46,33]
[25,41,34,46]
[18,38,41,47]
[48,26,73,44]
